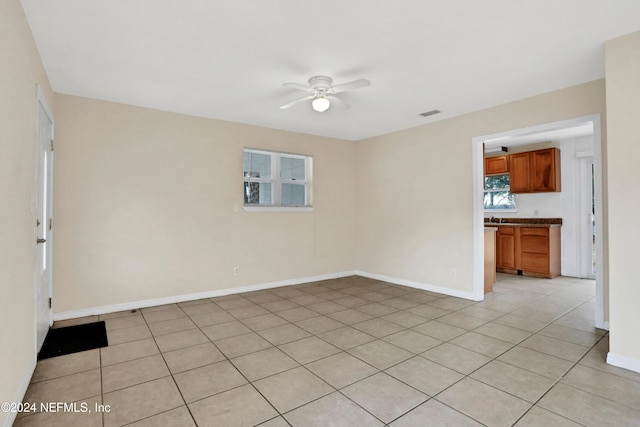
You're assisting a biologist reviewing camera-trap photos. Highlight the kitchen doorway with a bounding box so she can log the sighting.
[472,114,607,330]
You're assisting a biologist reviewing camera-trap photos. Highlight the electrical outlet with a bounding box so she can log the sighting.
[233,267,240,276]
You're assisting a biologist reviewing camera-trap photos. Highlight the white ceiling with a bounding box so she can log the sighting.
[21,0,640,141]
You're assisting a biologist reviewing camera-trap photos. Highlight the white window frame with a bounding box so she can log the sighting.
[484,174,517,212]
[243,149,313,211]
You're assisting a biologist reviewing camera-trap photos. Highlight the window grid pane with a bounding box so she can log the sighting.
[243,151,272,179]
[281,183,306,206]
[244,182,272,205]
[280,156,306,180]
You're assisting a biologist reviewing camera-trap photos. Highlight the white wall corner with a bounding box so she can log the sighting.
[354,270,479,301]
[607,352,640,374]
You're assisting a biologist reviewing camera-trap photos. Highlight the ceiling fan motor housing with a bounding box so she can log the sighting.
[309,76,333,91]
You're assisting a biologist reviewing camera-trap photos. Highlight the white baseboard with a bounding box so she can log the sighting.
[596,319,610,331]
[53,271,357,321]
[3,359,37,427]
[54,270,477,321]
[354,270,478,301]
[607,351,640,374]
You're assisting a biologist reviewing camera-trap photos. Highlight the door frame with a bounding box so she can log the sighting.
[34,85,55,352]
[471,114,607,330]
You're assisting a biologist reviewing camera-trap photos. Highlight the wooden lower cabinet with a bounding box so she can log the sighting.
[496,227,516,270]
[495,226,560,278]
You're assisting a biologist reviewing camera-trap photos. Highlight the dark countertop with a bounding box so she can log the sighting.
[484,218,562,228]
[484,223,561,228]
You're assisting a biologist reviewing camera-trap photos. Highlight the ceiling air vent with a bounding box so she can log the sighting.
[419,109,441,117]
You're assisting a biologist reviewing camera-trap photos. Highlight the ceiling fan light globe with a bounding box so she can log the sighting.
[312,97,330,112]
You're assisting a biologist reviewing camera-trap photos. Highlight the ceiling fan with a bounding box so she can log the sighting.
[279,76,371,112]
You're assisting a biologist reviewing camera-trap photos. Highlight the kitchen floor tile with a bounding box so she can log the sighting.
[214,332,273,358]
[450,331,513,358]
[284,392,383,427]
[472,321,531,344]
[231,347,299,381]
[126,406,196,427]
[412,320,467,341]
[257,323,311,345]
[498,346,574,380]
[352,318,405,338]
[106,324,152,345]
[23,275,625,427]
[23,369,101,405]
[385,356,463,396]
[103,377,183,427]
[200,320,252,341]
[31,349,100,382]
[154,328,209,353]
[189,384,278,427]
[173,360,247,403]
[436,377,531,427]
[342,372,427,423]
[514,406,582,427]
[241,313,289,331]
[538,383,640,427]
[295,315,344,335]
[348,339,413,370]
[389,399,483,427]
[279,336,341,364]
[561,364,640,410]
[163,342,225,373]
[328,308,374,324]
[253,367,334,413]
[520,334,590,362]
[100,337,159,366]
[317,326,376,350]
[470,360,556,403]
[306,352,378,389]
[421,343,492,375]
[101,354,170,393]
[383,330,442,354]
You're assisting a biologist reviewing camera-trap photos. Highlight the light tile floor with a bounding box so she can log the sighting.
[14,274,640,426]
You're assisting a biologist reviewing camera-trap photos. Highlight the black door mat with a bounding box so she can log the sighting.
[38,321,108,360]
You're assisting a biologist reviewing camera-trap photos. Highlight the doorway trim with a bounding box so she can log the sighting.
[34,84,55,353]
[471,114,607,329]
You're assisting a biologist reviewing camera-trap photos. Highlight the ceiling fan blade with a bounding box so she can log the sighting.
[328,95,351,110]
[282,82,315,93]
[279,94,315,110]
[330,78,371,94]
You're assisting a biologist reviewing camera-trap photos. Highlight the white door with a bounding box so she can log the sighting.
[35,88,54,352]
[578,156,596,279]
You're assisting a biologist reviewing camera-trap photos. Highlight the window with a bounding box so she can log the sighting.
[484,174,516,211]
[243,149,312,209]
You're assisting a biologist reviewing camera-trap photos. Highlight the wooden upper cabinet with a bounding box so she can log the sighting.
[509,148,561,193]
[509,152,531,193]
[531,148,561,192]
[485,155,509,176]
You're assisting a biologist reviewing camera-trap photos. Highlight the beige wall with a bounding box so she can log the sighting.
[355,80,607,296]
[0,0,55,425]
[53,94,357,313]
[605,31,640,364]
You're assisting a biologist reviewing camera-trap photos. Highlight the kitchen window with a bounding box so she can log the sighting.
[243,149,312,210]
[484,174,516,211]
